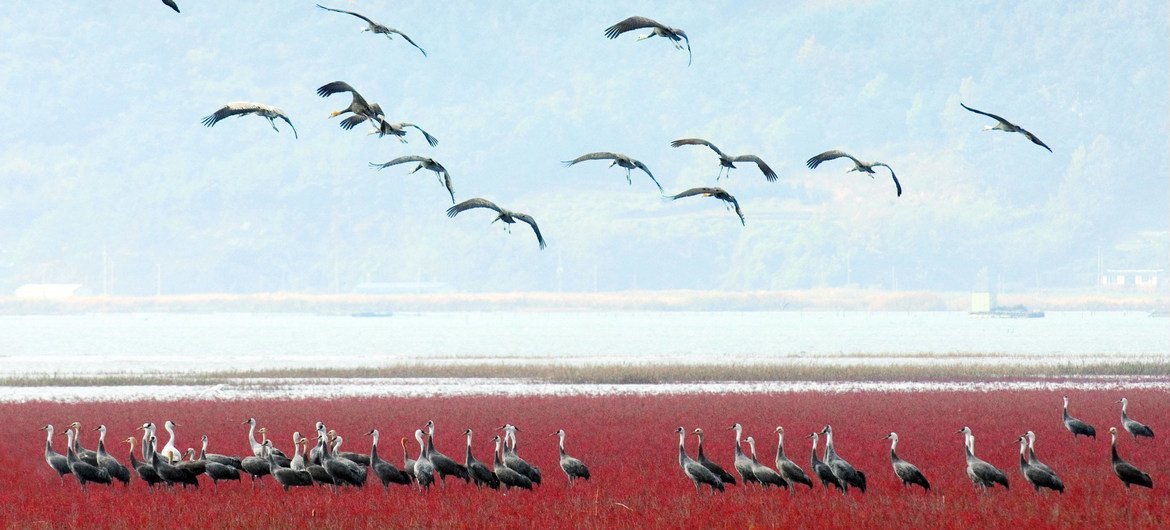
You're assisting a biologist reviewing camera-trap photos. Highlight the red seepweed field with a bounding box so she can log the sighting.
[2,389,1166,528]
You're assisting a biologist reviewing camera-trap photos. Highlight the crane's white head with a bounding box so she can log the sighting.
[1117,397,1128,408]
[414,429,426,443]
[808,432,819,442]
[463,428,472,436]
[242,417,256,426]
[1109,427,1118,436]
[40,424,54,435]
[885,432,898,442]
[774,426,785,435]
[1026,431,1037,443]
[821,425,833,434]
[674,427,685,435]
[365,429,377,437]
[165,420,177,429]
[93,424,106,433]
[728,423,743,433]
[957,426,972,435]
[692,428,704,436]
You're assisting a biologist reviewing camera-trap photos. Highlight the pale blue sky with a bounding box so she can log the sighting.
[0,1,1166,293]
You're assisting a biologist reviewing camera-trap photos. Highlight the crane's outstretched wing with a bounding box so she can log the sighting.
[339,114,369,130]
[161,0,180,13]
[959,103,1013,127]
[387,29,427,57]
[317,81,373,111]
[201,103,259,127]
[441,173,455,204]
[403,124,438,147]
[727,195,745,226]
[277,114,298,139]
[806,150,862,169]
[316,4,377,25]
[670,138,727,159]
[669,187,722,200]
[513,213,547,250]
[562,152,620,166]
[604,16,668,39]
[370,155,429,170]
[447,198,502,217]
[1017,127,1052,153]
[678,31,692,66]
[632,160,663,192]
[873,163,902,197]
[731,154,777,182]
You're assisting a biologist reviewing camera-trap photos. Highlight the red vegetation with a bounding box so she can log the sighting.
[1,389,1166,528]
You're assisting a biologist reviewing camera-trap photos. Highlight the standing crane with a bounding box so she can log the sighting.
[563,152,663,192]
[773,427,813,491]
[885,432,930,491]
[675,427,723,494]
[370,156,455,204]
[1017,436,1064,494]
[41,425,72,484]
[1109,427,1153,490]
[693,428,736,486]
[807,150,902,197]
[400,437,417,483]
[670,138,778,182]
[500,425,543,486]
[1024,431,1056,477]
[202,102,297,138]
[462,429,500,489]
[66,422,99,466]
[367,429,411,489]
[605,17,692,65]
[267,440,313,491]
[728,424,759,486]
[809,432,843,491]
[960,103,1051,152]
[424,420,470,484]
[93,425,131,486]
[491,435,533,491]
[821,425,867,493]
[1063,396,1097,439]
[958,426,1009,491]
[667,187,745,226]
[412,429,436,490]
[1118,398,1155,440]
[448,199,547,249]
[552,429,591,485]
[744,436,788,489]
[124,437,163,489]
[316,4,427,56]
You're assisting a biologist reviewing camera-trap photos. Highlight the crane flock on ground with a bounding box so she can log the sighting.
[167,3,1057,249]
[41,418,588,493]
[41,396,1155,496]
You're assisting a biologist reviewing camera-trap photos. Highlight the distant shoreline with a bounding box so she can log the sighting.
[0,288,1164,314]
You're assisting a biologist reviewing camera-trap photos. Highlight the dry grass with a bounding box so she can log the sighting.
[3,359,1169,387]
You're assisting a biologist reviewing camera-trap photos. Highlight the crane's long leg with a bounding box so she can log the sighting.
[625,168,632,185]
[268,117,279,133]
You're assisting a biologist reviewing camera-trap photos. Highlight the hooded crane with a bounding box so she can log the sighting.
[668,187,744,226]
[66,422,99,466]
[728,424,758,485]
[463,429,500,489]
[745,436,788,489]
[960,103,1051,152]
[492,435,533,491]
[1017,435,1064,494]
[693,428,736,486]
[323,433,368,488]
[41,425,72,484]
[316,4,427,56]
[552,429,590,485]
[306,435,336,486]
[1024,431,1056,477]
[161,0,179,13]
[821,425,866,493]
[563,152,663,192]
[370,156,455,203]
[886,432,930,491]
[202,103,297,138]
[424,420,470,484]
[1109,427,1153,490]
[809,432,843,491]
[64,427,111,489]
[93,425,131,486]
[124,437,163,489]
[1118,398,1155,440]
[329,430,371,466]
[367,429,411,489]
[149,434,199,488]
[400,437,417,483]
[501,425,543,486]
[1063,396,1096,439]
[605,17,691,65]
[447,198,546,249]
[773,427,812,492]
[256,428,292,467]
[317,81,384,126]
[675,427,723,494]
[268,440,313,491]
[670,139,777,182]
[413,429,436,490]
[355,116,439,147]
[807,150,901,197]
[958,426,1009,490]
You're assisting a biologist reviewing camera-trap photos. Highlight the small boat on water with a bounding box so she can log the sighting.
[351,311,394,318]
[970,305,1044,319]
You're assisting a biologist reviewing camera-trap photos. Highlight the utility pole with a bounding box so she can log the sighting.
[101,246,109,296]
[155,263,161,296]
